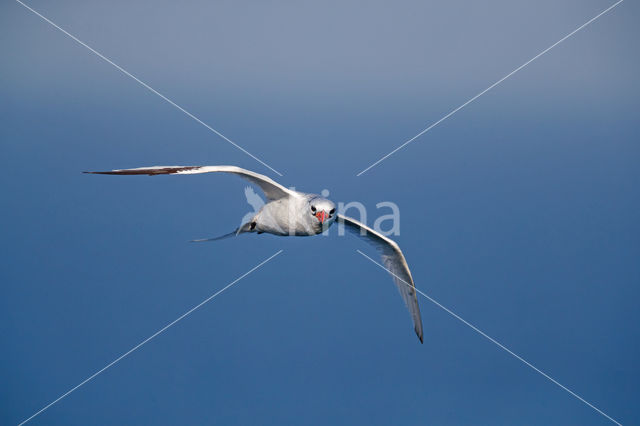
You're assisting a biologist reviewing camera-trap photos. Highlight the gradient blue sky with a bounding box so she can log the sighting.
[2,1,639,424]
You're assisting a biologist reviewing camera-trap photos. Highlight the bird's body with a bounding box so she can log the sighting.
[247,193,334,236]
[86,165,424,343]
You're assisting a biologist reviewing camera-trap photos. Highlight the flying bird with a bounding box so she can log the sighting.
[86,165,424,342]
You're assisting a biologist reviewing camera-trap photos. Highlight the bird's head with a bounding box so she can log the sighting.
[308,197,336,227]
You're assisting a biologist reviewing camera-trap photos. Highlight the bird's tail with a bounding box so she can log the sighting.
[190,221,254,243]
[190,230,237,243]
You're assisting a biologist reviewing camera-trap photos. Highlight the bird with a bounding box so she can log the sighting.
[85,165,424,343]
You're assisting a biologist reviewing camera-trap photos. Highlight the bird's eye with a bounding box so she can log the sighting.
[329,208,335,214]
[311,206,316,212]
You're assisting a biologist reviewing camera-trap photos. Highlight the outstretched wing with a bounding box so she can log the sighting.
[85,165,296,201]
[337,214,423,343]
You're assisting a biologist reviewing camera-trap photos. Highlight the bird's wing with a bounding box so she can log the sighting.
[85,165,296,201]
[337,214,424,343]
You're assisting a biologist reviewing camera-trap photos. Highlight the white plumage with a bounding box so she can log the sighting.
[86,165,424,343]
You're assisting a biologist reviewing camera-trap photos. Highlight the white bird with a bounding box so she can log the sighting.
[86,165,424,343]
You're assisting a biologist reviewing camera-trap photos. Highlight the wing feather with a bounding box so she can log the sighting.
[338,214,424,343]
[85,165,295,201]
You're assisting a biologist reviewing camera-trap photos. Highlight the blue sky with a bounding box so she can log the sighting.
[1,1,639,424]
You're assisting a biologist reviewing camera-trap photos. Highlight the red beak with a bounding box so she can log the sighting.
[315,210,327,223]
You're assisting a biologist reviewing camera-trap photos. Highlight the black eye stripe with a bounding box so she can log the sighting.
[329,208,335,214]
